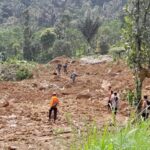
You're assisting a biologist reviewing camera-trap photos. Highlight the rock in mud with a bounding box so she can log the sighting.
[61,92,70,95]
[39,82,50,90]
[0,100,9,107]
[52,72,57,75]
[64,84,72,89]
[8,146,17,150]
[32,83,38,88]
[145,86,150,90]
[76,90,92,99]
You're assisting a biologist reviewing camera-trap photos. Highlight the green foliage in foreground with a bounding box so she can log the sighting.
[16,67,33,80]
[109,47,126,60]
[9,59,34,80]
[75,120,150,150]
[0,58,35,81]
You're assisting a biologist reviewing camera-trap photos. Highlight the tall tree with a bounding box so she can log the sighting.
[78,4,101,53]
[78,7,101,44]
[22,9,32,60]
[123,0,150,110]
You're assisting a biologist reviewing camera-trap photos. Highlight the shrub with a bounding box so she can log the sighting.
[16,67,33,80]
[109,47,126,60]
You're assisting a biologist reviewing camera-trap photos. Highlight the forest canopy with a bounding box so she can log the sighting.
[0,0,127,62]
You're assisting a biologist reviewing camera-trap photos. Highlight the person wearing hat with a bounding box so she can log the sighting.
[49,92,59,123]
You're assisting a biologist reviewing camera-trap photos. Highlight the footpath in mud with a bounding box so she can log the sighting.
[0,56,150,150]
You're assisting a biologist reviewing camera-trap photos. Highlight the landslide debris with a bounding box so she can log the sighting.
[0,56,150,149]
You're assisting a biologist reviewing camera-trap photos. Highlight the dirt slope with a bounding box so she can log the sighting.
[0,57,150,150]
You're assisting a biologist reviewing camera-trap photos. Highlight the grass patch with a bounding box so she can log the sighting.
[73,120,150,150]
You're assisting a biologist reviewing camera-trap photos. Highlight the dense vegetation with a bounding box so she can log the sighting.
[0,0,127,62]
[0,59,34,81]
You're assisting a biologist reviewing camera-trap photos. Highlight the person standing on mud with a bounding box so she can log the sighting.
[111,92,119,115]
[107,86,113,110]
[63,63,68,74]
[56,64,62,76]
[141,95,149,120]
[70,70,78,83]
[49,92,59,123]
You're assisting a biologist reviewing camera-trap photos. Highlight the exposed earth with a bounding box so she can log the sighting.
[0,56,150,150]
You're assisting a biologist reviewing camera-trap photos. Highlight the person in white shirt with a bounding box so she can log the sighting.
[110,92,119,115]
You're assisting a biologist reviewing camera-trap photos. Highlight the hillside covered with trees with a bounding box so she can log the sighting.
[0,0,127,62]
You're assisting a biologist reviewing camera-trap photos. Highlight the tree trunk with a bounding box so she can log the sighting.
[134,67,150,112]
[134,0,142,110]
[135,74,142,112]
[23,9,32,61]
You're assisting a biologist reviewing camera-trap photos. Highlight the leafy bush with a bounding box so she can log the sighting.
[75,120,150,150]
[16,67,33,80]
[109,47,126,60]
[0,58,34,81]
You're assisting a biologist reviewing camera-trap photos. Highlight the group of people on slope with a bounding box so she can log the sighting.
[49,88,150,123]
[48,71,150,123]
[107,86,150,120]
[48,86,119,123]
[56,63,78,83]
[56,63,68,75]
[48,63,78,123]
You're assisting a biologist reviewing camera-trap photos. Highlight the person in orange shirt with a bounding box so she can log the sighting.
[49,92,59,123]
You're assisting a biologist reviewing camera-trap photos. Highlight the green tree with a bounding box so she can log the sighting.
[95,39,109,55]
[22,9,32,60]
[123,0,150,109]
[40,28,56,50]
[12,42,21,56]
[78,4,101,47]
[0,26,23,58]
[52,40,72,58]
[97,20,122,46]
[65,28,88,56]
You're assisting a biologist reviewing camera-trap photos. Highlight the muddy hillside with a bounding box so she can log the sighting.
[0,56,150,150]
